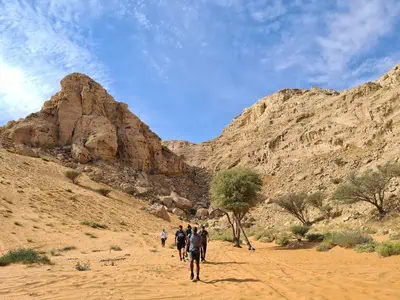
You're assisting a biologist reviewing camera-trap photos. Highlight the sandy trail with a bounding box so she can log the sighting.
[1,237,400,300]
[1,150,400,299]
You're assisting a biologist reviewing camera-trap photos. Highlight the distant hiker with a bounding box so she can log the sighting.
[187,226,202,281]
[199,225,209,262]
[175,225,187,261]
[185,224,192,258]
[161,229,167,247]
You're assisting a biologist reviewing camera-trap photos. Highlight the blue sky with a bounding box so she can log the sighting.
[1,0,400,143]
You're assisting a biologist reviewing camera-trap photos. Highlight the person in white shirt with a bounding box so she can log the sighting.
[161,229,168,247]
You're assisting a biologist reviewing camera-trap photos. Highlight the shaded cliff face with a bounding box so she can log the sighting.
[164,65,400,202]
[0,73,185,175]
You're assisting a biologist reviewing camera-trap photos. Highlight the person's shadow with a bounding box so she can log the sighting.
[200,278,260,284]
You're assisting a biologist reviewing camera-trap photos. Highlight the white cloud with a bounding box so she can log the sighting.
[0,0,110,122]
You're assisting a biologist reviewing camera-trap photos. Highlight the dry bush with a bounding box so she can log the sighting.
[0,249,51,266]
[65,170,81,183]
[75,261,90,271]
[97,188,111,197]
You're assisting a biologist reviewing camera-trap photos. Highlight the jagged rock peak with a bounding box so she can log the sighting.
[0,73,186,175]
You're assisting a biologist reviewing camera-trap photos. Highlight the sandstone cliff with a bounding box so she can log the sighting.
[0,73,185,175]
[164,65,400,226]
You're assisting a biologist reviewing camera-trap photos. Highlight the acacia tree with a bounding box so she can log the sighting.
[273,192,311,226]
[210,168,262,249]
[333,162,400,216]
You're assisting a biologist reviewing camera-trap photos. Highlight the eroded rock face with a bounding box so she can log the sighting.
[0,73,185,175]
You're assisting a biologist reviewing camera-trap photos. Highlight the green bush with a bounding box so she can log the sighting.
[81,220,108,229]
[291,225,310,239]
[210,231,234,243]
[316,241,334,252]
[0,249,51,266]
[354,242,377,253]
[306,233,324,242]
[65,170,81,183]
[324,231,372,249]
[259,235,275,243]
[376,242,400,257]
[275,233,290,247]
[110,245,122,251]
[389,232,400,241]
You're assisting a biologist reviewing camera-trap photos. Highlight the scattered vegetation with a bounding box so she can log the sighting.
[354,241,377,253]
[306,233,324,242]
[65,170,81,184]
[323,231,372,249]
[81,220,108,229]
[85,232,98,239]
[273,192,311,225]
[291,225,310,241]
[110,245,122,251]
[376,242,400,257]
[97,188,111,197]
[61,246,77,252]
[0,249,51,266]
[75,261,91,271]
[275,233,290,247]
[389,232,400,241]
[210,167,262,249]
[333,162,400,216]
[209,230,234,243]
[316,241,334,252]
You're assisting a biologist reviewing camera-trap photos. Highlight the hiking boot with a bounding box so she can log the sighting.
[190,273,194,281]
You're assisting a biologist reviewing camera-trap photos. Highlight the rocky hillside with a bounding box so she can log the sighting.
[165,65,400,226]
[0,74,210,210]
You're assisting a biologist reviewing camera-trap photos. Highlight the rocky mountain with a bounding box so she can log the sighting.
[0,73,209,210]
[165,65,400,227]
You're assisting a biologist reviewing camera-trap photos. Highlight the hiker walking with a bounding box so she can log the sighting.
[199,225,209,262]
[185,224,192,258]
[175,225,187,261]
[160,229,167,247]
[187,226,202,281]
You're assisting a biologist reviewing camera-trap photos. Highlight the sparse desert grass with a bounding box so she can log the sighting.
[324,231,372,249]
[354,241,377,253]
[97,188,111,197]
[81,220,108,229]
[75,261,90,271]
[85,232,98,239]
[375,242,400,257]
[316,241,334,252]
[110,245,122,251]
[389,232,400,241]
[210,230,234,243]
[275,233,290,247]
[0,249,51,266]
[65,170,81,183]
[306,233,324,242]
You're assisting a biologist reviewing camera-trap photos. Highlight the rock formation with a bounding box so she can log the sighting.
[0,73,185,175]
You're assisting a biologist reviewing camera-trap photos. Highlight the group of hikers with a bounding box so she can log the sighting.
[160,224,209,281]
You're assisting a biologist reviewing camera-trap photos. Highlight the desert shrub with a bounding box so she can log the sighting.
[110,245,122,251]
[61,246,77,252]
[316,241,334,252]
[306,233,324,242]
[210,230,234,243]
[0,249,51,266]
[324,231,372,249]
[291,225,310,240]
[259,235,275,243]
[65,170,81,183]
[275,233,290,247]
[389,232,400,241]
[75,261,91,271]
[81,220,108,229]
[375,242,400,257]
[85,232,98,239]
[273,192,311,226]
[333,157,346,166]
[97,188,111,197]
[50,250,62,257]
[333,162,400,216]
[354,241,377,253]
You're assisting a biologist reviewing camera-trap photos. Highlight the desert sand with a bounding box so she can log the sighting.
[1,149,400,300]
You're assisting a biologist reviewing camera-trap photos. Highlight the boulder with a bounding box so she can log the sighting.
[196,208,209,219]
[72,144,91,163]
[160,196,174,208]
[135,186,152,195]
[149,204,170,222]
[16,146,39,158]
[172,208,186,218]
[170,191,193,210]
